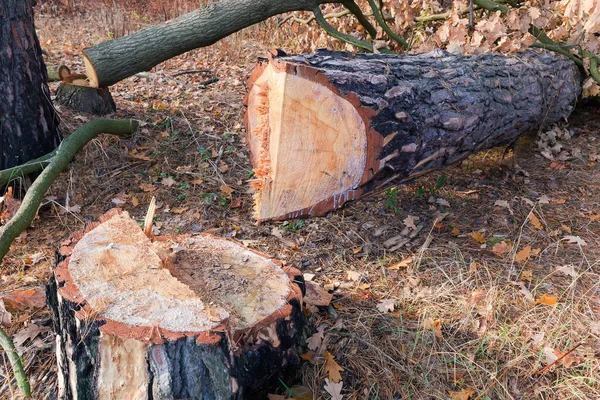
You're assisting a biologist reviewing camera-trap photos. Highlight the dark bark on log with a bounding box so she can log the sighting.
[0,0,61,170]
[48,210,305,399]
[55,84,116,115]
[82,0,323,87]
[244,49,581,221]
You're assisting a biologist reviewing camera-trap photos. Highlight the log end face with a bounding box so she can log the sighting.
[82,51,100,88]
[246,61,368,221]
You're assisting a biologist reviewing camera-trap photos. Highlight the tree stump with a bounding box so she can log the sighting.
[244,49,581,222]
[55,83,116,115]
[48,209,305,399]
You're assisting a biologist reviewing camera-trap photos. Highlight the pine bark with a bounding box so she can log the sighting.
[0,0,61,170]
[48,210,305,399]
[244,49,581,221]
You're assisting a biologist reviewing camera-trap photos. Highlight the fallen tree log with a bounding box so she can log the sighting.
[244,49,581,222]
[48,209,305,399]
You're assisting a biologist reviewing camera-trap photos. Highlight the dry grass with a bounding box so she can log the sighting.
[1,5,599,399]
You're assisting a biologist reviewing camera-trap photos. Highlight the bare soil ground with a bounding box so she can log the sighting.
[1,8,599,400]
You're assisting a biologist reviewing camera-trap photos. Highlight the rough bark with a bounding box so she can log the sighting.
[48,210,305,399]
[244,49,581,221]
[55,83,116,115]
[82,0,324,87]
[0,0,61,170]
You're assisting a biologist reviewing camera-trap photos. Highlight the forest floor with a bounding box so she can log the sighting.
[1,7,599,400]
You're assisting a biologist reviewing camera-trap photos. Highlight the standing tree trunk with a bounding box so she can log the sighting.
[0,0,60,170]
[244,49,581,222]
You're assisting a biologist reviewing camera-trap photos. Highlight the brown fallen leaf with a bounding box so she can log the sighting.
[1,287,46,311]
[324,352,344,383]
[516,246,532,262]
[469,231,485,244]
[534,294,558,306]
[0,187,21,224]
[230,197,242,209]
[492,241,512,256]
[300,351,313,363]
[324,379,343,400]
[520,270,533,282]
[376,299,395,313]
[304,282,333,308]
[403,215,418,230]
[220,183,234,195]
[306,328,325,352]
[448,388,476,400]
[388,256,414,270]
[528,213,543,230]
[140,183,157,192]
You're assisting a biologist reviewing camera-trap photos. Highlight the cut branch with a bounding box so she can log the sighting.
[0,119,138,263]
[82,0,322,87]
[244,49,581,222]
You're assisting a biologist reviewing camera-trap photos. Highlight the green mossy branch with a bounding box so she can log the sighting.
[340,0,378,39]
[0,152,54,188]
[0,326,30,397]
[0,119,138,263]
[313,5,375,53]
[367,0,410,50]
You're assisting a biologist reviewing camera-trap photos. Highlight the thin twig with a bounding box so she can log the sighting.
[171,69,211,77]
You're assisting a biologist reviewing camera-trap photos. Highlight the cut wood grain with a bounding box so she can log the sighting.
[48,209,305,399]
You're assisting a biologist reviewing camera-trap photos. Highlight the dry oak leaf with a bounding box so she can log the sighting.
[469,231,485,244]
[403,215,418,230]
[448,387,476,400]
[515,246,532,263]
[324,379,343,400]
[324,351,344,383]
[0,288,46,311]
[492,241,512,256]
[220,183,234,195]
[306,328,325,351]
[161,177,177,187]
[139,183,157,192]
[388,256,414,270]
[376,299,395,313]
[300,351,313,363]
[534,294,558,306]
[528,213,543,230]
[555,265,578,278]
[423,317,443,339]
[520,270,533,283]
[304,282,333,308]
[346,271,360,282]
